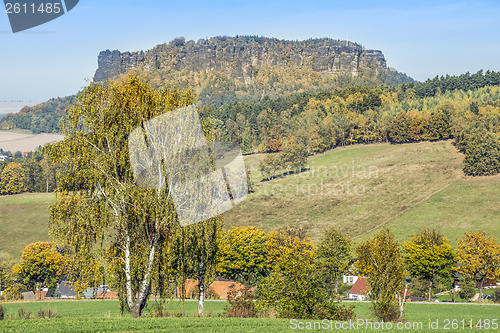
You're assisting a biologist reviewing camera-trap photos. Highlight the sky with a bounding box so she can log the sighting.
[1,0,499,104]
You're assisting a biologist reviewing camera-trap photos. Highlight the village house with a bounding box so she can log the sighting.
[343,275,359,285]
[347,277,369,301]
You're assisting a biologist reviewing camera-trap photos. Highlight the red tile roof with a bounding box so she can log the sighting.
[96,291,119,299]
[207,281,245,300]
[348,277,369,295]
[177,279,247,300]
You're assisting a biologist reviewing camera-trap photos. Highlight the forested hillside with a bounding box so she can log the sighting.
[0,96,75,133]
[0,36,412,133]
[199,70,500,176]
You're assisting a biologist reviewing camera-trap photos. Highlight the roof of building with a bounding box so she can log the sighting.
[348,277,369,295]
[207,281,245,300]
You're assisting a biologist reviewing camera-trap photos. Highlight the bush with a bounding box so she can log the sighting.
[459,279,476,300]
[258,248,354,320]
[148,303,167,318]
[37,308,58,319]
[314,301,355,321]
[17,307,31,319]
[372,300,399,322]
[224,288,256,318]
[1,284,23,301]
[337,281,352,297]
[492,288,500,303]
[463,131,500,176]
[0,304,6,320]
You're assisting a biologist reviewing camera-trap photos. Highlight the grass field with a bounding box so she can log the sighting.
[0,130,64,153]
[359,174,500,245]
[0,300,498,332]
[0,193,53,258]
[225,140,500,245]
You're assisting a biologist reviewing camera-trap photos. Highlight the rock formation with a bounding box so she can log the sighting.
[94,36,387,82]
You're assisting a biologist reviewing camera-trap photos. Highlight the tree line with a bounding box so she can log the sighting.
[0,150,59,195]
[201,72,500,176]
[0,95,75,133]
[1,226,499,322]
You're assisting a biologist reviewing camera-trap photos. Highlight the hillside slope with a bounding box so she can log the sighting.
[225,140,500,245]
[1,140,498,259]
[0,193,53,258]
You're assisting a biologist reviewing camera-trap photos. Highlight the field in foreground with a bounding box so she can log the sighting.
[0,300,499,332]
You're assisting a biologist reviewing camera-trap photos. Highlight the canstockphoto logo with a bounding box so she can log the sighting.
[128,105,248,227]
[4,0,79,33]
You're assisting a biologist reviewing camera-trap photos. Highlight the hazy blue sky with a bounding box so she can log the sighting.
[1,0,499,103]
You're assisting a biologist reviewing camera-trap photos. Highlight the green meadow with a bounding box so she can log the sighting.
[0,300,498,332]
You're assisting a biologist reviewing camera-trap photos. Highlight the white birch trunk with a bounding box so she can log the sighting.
[399,283,408,319]
[198,257,205,317]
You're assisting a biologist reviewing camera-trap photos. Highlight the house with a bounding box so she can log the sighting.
[44,279,77,299]
[207,280,247,300]
[178,277,249,300]
[0,153,7,162]
[83,284,118,299]
[21,291,37,300]
[179,279,200,299]
[347,277,369,301]
[343,275,359,285]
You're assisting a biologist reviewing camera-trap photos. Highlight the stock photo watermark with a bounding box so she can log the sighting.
[128,105,248,227]
[290,318,499,331]
[4,0,79,33]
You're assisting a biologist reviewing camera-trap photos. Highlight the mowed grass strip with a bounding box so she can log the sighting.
[225,140,464,242]
[0,299,226,319]
[0,300,498,332]
[0,192,54,258]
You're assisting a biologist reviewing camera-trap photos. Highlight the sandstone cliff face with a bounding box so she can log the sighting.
[94,36,387,82]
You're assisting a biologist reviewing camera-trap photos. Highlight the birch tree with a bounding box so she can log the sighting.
[170,217,223,317]
[356,228,405,321]
[47,76,194,318]
[316,227,352,295]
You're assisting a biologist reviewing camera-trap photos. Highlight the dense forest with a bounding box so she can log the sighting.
[199,70,500,176]
[1,70,499,177]
[0,69,409,134]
